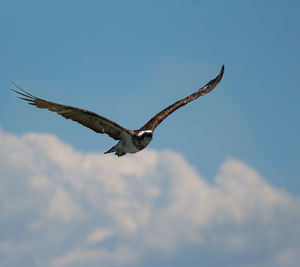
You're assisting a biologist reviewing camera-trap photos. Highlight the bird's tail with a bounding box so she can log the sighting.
[104,145,117,154]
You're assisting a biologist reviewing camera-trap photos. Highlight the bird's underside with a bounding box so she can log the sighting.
[12,65,224,157]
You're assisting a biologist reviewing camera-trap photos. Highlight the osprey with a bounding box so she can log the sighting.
[12,65,224,157]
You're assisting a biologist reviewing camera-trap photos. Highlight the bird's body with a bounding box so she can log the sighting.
[105,130,153,156]
[12,65,224,157]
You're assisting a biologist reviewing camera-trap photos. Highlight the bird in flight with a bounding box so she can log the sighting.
[12,65,224,157]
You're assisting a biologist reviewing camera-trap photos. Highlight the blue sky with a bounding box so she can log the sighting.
[1,1,300,266]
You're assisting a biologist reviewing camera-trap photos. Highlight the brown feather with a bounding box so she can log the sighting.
[139,65,224,131]
[11,87,133,141]
[12,65,224,145]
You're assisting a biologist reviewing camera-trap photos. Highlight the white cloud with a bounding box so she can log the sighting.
[85,227,113,245]
[48,187,82,222]
[0,128,299,267]
[275,248,300,267]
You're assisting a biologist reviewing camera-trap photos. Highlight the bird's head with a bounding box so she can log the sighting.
[138,130,153,138]
[137,130,153,146]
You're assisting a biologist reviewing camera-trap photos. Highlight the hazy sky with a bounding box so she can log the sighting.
[1,0,299,266]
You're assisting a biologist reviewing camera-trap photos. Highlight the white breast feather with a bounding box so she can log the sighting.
[119,133,139,153]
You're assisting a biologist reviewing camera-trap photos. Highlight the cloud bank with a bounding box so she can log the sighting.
[0,128,299,267]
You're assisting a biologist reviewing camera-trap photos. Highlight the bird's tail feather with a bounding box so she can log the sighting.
[104,145,117,154]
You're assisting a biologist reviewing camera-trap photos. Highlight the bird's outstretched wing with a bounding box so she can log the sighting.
[139,65,224,132]
[11,84,133,140]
